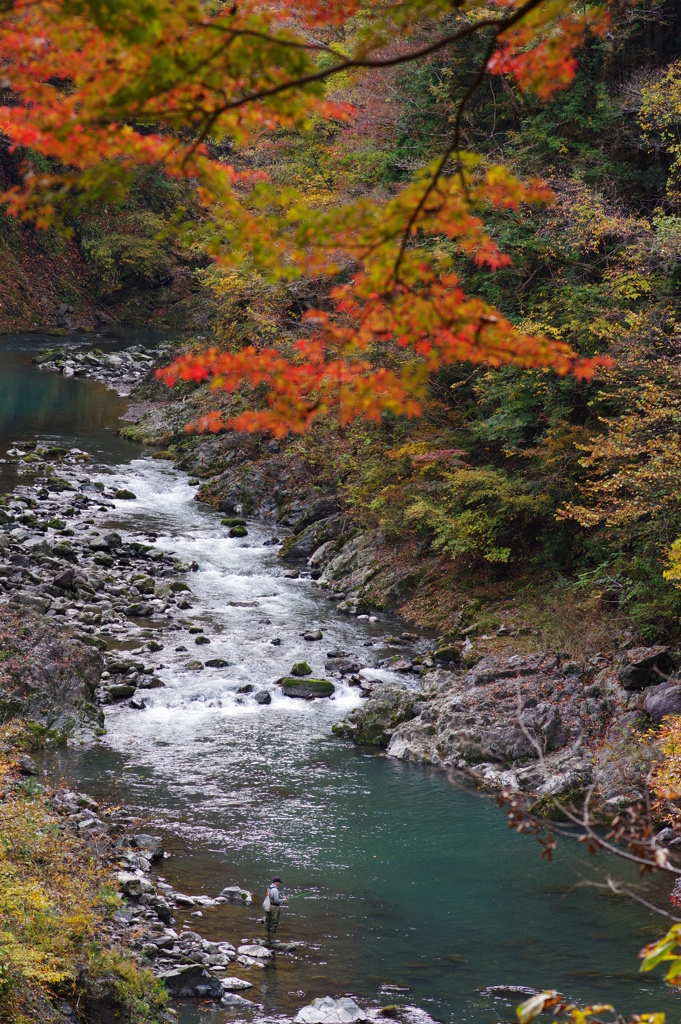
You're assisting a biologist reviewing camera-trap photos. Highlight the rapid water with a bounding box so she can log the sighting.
[2,333,679,1024]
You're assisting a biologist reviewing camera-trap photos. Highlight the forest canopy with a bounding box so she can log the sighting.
[2,0,681,636]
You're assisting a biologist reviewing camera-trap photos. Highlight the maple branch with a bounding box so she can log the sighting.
[188,0,546,134]
[388,0,546,288]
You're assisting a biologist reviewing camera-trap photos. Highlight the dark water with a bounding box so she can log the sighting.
[3,334,679,1024]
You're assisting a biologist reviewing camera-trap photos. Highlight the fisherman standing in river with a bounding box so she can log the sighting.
[263,876,287,942]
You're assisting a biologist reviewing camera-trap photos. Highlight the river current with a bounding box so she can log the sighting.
[1,332,678,1024]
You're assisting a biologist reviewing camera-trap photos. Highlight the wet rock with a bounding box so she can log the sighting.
[205,658,229,668]
[184,660,204,671]
[229,526,248,538]
[279,516,343,562]
[295,996,367,1024]
[221,977,253,991]
[303,629,323,641]
[221,993,255,1007]
[195,635,210,645]
[131,834,164,859]
[137,675,164,689]
[479,985,540,999]
[158,964,222,999]
[219,885,253,904]
[281,678,335,698]
[338,684,418,747]
[255,690,272,705]
[129,695,146,709]
[237,944,273,959]
[108,684,137,700]
[115,489,137,500]
[291,661,312,677]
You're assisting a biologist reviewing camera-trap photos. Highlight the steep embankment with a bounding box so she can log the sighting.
[0,146,213,335]
[0,605,171,1024]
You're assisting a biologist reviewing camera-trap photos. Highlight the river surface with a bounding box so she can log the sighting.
[1,332,679,1024]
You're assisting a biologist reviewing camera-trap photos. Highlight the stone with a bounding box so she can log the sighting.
[52,567,83,590]
[195,635,210,645]
[618,646,673,690]
[295,997,367,1024]
[229,526,248,538]
[131,834,164,859]
[291,661,312,677]
[130,695,146,709]
[115,489,137,500]
[158,964,222,999]
[281,678,335,698]
[221,993,255,1007]
[435,644,461,663]
[18,754,39,775]
[303,630,323,641]
[117,872,155,898]
[219,886,253,904]
[645,682,681,724]
[255,690,272,705]
[237,944,273,959]
[108,684,137,700]
[341,683,417,747]
[205,658,229,668]
[221,977,253,991]
[184,660,204,671]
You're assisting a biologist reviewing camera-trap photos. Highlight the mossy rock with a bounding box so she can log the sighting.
[108,684,136,700]
[222,517,247,527]
[229,525,248,538]
[115,489,137,500]
[291,661,312,677]
[435,644,462,663]
[169,581,191,593]
[281,678,335,698]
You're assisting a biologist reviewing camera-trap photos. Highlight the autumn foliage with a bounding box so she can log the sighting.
[0,0,612,433]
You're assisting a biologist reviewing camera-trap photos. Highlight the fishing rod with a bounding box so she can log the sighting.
[283,889,318,901]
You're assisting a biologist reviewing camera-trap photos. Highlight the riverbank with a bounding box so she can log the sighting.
[3,347,681,1024]
[65,340,669,816]
[0,604,172,1024]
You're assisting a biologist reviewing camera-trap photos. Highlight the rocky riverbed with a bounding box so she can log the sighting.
[0,441,397,1021]
[27,342,680,815]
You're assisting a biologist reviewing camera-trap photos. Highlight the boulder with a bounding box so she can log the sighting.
[304,630,323,641]
[116,872,155,898]
[219,885,253,904]
[281,678,335,698]
[291,661,312,677]
[237,944,273,959]
[108,684,136,700]
[255,690,272,705]
[221,993,255,1007]
[645,682,681,724]
[295,997,367,1024]
[158,964,222,999]
[342,683,418,747]
[618,646,673,691]
[131,834,164,859]
[221,978,253,991]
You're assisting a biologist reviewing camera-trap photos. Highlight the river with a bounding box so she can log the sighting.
[1,332,678,1024]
